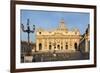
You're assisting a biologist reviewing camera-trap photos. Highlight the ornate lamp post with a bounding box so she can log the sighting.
[21,19,35,55]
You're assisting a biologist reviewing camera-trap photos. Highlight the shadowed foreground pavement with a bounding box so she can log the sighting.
[31,51,89,62]
[21,51,89,63]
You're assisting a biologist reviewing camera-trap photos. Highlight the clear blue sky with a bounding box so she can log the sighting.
[21,10,90,43]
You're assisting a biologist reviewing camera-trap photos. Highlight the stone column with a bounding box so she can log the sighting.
[71,39,75,51]
[36,39,39,51]
[63,39,65,50]
[60,39,61,50]
[47,39,49,51]
[53,39,55,51]
[55,40,57,50]
[70,39,72,50]
[71,39,74,50]
[85,39,88,52]
[45,39,47,51]
[68,39,70,50]
[77,39,80,51]
[42,39,45,52]
[68,39,75,51]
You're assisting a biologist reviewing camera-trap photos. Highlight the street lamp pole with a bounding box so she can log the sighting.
[21,19,35,55]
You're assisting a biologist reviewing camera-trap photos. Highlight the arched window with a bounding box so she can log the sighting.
[74,43,77,50]
[65,45,68,49]
[39,32,41,34]
[49,45,52,50]
[57,45,60,49]
[61,46,63,49]
[65,42,68,50]
[39,43,42,50]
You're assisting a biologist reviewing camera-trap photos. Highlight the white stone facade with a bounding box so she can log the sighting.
[36,19,81,52]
